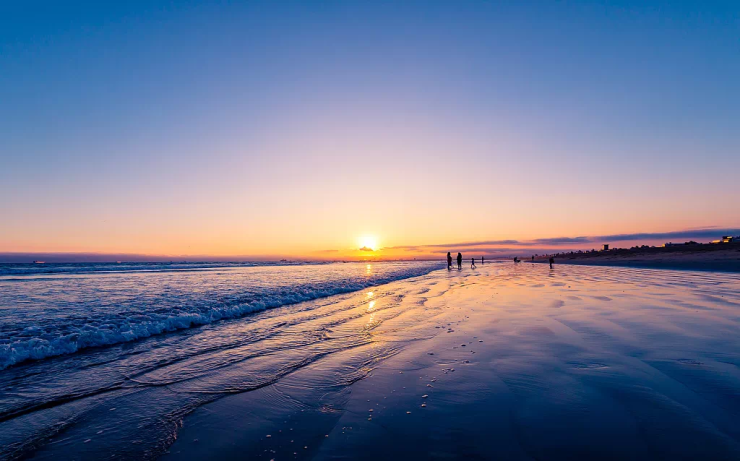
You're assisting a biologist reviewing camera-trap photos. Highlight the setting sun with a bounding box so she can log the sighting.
[359,235,379,252]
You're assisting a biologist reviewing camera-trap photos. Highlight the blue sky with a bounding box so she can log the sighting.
[1,1,738,256]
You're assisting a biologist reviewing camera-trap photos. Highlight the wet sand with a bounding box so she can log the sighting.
[164,264,740,460]
[533,246,740,273]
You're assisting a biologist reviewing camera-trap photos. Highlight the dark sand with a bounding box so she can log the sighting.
[533,245,740,273]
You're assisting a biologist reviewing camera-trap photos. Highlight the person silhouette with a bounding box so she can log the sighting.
[447,252,452,270]
[457,252,462,270]
[549,256,555,269]
[532,255,534,262]
[471,257,476,269]
[481,256,484,265]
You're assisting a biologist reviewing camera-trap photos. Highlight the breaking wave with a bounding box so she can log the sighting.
[0,262,440,369]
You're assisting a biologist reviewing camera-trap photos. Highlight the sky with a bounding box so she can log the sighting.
[1,0,738,260]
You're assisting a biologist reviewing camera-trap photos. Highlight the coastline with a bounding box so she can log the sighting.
[163,263,740,460]
[4,262,739,459]
[532,245,740,273]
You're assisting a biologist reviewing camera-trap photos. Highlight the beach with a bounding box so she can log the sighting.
[164,264,740,460]
[4,262,739,459]
[533,244,740,273]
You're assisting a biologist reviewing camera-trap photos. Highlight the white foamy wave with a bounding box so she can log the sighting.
[0,261,306,277]
[0,262,440,369]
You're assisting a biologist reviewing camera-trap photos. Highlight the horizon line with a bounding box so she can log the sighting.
[2,226,738,263]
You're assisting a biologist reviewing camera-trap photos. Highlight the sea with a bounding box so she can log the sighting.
[0,261,441,459]
[4,261,740,459]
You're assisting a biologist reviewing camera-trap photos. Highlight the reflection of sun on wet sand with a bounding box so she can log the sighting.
[165,263,740,460]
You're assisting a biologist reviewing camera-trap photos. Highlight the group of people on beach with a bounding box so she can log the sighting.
[446,252,555,270]
[447,252,485,270]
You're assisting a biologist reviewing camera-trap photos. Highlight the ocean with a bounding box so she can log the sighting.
[0,261,442,459]
[3,261,740,460]
[0,261,441,370]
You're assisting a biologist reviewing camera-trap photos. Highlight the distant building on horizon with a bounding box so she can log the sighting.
[602,244,609,251]
[711,236,734,244]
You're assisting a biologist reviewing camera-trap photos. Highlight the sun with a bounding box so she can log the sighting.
[359,235,378,252]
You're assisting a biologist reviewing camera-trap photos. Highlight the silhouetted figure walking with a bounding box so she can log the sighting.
[447,252,452,270]
[514,257,520,263]
[471,258,476,269]
[532,255,534,262]
[549,256,555,269]
[457,253,462,270]
[481,256,485,265]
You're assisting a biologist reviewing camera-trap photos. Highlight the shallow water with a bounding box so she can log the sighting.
[0,261,439,369]
[0,261,440,458]
[2,262,740,459]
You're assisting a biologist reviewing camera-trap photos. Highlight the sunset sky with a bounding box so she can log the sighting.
[2,1,738,260]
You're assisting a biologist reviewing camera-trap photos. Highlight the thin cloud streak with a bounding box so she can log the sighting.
[387,240,521,251]
[383,227,740,252]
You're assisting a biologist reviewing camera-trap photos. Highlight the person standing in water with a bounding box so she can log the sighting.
[481,256,484,265]
[457,252,463,270]
[532,255,535,262]
[471,257,476,269]
[549,256,555,269]
[447,252,452,270]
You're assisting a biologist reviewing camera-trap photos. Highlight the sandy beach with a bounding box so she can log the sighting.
[159,263,740,460]
[3,262,740,459]
[533,245,740,273]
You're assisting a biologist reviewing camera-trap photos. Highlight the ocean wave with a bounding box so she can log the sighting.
[0,261,321,277]
[0,263,440,370]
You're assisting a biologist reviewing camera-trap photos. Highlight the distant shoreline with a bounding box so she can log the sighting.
[531,243,740,273]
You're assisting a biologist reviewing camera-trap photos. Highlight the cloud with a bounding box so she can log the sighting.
[529,237,592,245]
[531,228,740,245]
[591,228,740,242]
[384,240,521,251]
[359,246,374,252]
[381,227,740,252]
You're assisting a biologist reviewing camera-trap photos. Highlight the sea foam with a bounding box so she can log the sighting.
[0,261,440,369]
